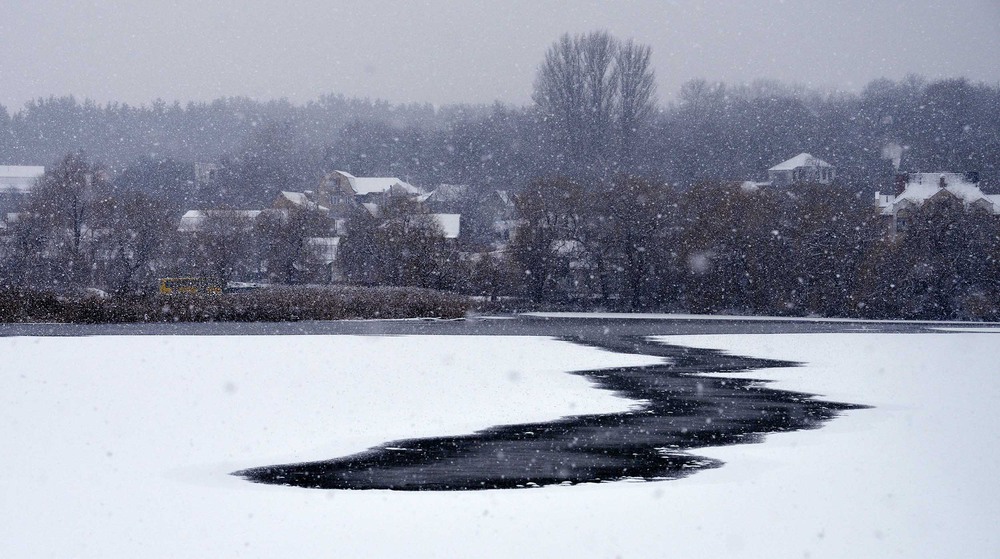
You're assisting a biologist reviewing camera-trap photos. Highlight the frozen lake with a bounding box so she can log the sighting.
[3,315,999,558]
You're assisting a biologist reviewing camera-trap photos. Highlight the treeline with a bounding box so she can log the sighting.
[495,177,1000,320]
[4,153,1000,320]
[2,75,1000,209]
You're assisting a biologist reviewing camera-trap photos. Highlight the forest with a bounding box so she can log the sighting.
[3,74,1000,206]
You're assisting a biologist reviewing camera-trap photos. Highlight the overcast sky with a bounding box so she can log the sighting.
[2,0,999,111]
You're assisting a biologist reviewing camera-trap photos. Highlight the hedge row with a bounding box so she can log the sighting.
[0,286,470,324]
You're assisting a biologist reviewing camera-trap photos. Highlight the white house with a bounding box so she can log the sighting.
[876,172,1000,237]
[0,165,45,213]
[177,210,263,233]
[0,166,45,194]
[768,153,836,186]
[321,170,425,199]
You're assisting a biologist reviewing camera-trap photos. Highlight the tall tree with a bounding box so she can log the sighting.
[613,40,656,169]
[93,190,175,294]
[24,152,111,286]
[533,31,657,177]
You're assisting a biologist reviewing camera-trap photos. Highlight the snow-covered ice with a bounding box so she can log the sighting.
[648,332,1000,558]
[2,331,999,558]
[0,335,654,558]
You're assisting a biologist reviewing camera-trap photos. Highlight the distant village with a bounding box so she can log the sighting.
[2,151,997,307]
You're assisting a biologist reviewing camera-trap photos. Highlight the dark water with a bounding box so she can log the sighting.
[233,332,865,490]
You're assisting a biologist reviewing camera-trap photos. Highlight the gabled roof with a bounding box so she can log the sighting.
[426,184,469,203]
[335,170,424,196]
[876,172,998,215]
[280,191,312,207]
[769,153,833,171]
[740,181,770,192]
[278,191,329,211]
[361,202,379,217]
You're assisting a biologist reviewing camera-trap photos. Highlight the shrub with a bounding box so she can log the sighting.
[0,286,469,324]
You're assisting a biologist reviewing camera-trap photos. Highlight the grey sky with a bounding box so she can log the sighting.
[2,0,999,111]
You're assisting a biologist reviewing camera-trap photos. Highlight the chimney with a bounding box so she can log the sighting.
[894,173,908,195]
[939,175,947,189]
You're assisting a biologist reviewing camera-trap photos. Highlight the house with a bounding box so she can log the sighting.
[876,172,1000,237]
[0,165,45,213]
[175,171,462,283]
[272,191,326,212]
[768,153,836,186]
[275,170,427,219]
[487,191,519,246]
[320,170,425,202]
[355,203,461,240]
[420,184,469,212]
[0,165,45,194]
[177,210,263,233]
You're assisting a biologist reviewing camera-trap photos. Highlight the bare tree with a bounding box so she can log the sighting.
[0,211,52,287]
[533,34,587,162]
[580,31,618,162]
[533,31,657,175]
[22,152,110,286]
[257,207,332,284]
[93,191,175,294]
[614,40,656,167]
[199,210,262,282]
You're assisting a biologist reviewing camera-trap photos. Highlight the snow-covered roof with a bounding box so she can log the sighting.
[0,165,45,193]
[551,239,585,256]
[178,209,262,232]
[178,211,205,232]
[427,184,469,203]
[335,170,424,196]
[279,191,314,208]
[769,153,833,171]
[359,177,423,196]
[877,173,997,215]
[430,213,461,239]
[0,165,45,178]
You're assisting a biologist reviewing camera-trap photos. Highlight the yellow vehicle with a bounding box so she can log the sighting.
[158,277,224,295]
